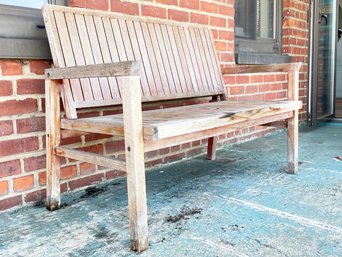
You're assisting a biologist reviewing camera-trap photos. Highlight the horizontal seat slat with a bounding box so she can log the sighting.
[61,101,302,140]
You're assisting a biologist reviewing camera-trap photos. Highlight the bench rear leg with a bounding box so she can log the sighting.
[287,110,298,174]
[119,75,148,252]
[207,136,218,160]
[46,79,61,211]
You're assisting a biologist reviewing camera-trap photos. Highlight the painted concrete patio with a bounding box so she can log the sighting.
[0,123,341,257]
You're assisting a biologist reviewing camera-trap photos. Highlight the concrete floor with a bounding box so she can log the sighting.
[0,123,341,257]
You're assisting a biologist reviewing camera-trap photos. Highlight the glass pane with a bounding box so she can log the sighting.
[235,0,276,39]
[235,0,255,38]
[316,0,336,118]
[257,0,275,39]
[0,0,46,9]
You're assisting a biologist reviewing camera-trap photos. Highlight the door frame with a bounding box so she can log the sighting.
[307,0,338,126]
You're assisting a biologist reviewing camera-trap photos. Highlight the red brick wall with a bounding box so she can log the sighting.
[0,0,309,211]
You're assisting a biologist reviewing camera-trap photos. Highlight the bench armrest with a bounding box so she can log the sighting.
[45,61,141,79]
[221,62,302,75]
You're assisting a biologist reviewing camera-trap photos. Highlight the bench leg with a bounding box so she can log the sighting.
[46,80,61,211]
[119,75,148,252]
[207,136,218,160]
[287,110,299,174]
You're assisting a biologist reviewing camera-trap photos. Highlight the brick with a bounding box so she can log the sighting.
[17,79,45,95]
[25,189,46,203]
[179,0,199,10]
[0,159,21,178]
[17,117,45,134]
[106,170,125,179]
[61,165,77,180]
[105,140,125,154]
[190,13,209,25]
[110,0,139,15]
[0,181,8,195]
[69,0,109,10]
[236,76,249,84]
[0,137,39,157]
[210,16,226,27]
[159,147,170,155]
[164,152,185,163]
[0,196,22,211]
[29,61,50,75]
[0,120,13,137]
[230,86,244,95]
[69,173,104,190]
[155,0,177,5]
[168,9,189,22]
[0,99,37,117]
[24,155,46,172]
[200,1,219,13]
[80,162,96,175]
[38,172,46,186]
[0,81,12,96]
[13,175,34,192]
[141,5,166,19]
[0,60,22,75]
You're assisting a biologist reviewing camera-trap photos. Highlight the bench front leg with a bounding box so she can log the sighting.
[46,79,62,210]
[119,75,148,252]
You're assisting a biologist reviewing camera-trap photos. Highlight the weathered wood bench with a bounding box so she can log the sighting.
[43,5,302,252]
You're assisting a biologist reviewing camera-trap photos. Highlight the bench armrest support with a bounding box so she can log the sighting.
[45,61,141,79]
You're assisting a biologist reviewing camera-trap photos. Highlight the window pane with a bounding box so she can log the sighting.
[257,0,275,39]
[0,0,46,9]
[235,0,276,39]
[235,0,255,38]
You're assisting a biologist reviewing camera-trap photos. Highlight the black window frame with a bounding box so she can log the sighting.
[234,0,290,64]
[0,0,67,60]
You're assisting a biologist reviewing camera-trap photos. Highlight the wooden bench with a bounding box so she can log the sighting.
[43,5,302,252]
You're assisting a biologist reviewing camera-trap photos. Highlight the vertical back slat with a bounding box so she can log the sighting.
[54,11,84,102]
[133,21,157,96]
[155,24,177,95]
[84,15,108,100]
[196,28,219,92]
[189,28,211,92]
[182,27,206,93]
[126,20,151,97]
[93,16,115,100]
[74,13,102,101]
[170,26,193,93]
[102,17,121,98]
[44,5,226,117]
[64,12,93,101]
[141,22,164,96]
[160,24,182,94]
[148,23,170,95]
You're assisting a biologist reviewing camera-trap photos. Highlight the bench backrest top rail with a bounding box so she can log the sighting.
[43,5,225,119]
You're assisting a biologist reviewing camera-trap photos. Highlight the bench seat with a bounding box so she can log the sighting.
[61,100,301,140]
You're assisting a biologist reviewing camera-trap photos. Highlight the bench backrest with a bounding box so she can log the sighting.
[43,5,225,118]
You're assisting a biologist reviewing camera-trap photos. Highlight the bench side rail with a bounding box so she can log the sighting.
[43,4,225,119]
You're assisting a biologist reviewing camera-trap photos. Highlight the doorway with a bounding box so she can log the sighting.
[308,0,338,125]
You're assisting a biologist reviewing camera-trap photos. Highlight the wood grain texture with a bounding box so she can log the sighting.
[42,4,225,119]
[46,79,61,211]
[222,62,302,75]
[55,147,126,171]
[45,62,141,79]
[118,75,148,252]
